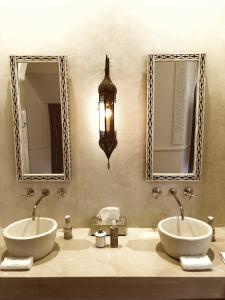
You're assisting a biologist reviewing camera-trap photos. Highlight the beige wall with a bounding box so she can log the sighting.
[0,0,224,227]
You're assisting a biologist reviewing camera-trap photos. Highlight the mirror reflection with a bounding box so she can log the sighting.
[146,53,206,181]
[18,62,63,174]
[10,56,71,181]
[153,60,198,174]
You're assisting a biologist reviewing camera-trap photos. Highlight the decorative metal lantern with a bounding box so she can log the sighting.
[98,55,117,169]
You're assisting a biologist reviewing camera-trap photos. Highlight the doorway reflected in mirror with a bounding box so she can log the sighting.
[146,54,206,181]
[153,60,198,174]
[10,56,71,181]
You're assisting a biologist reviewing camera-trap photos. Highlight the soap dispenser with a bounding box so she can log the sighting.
[110,220,118,248]
[64,215,73,240]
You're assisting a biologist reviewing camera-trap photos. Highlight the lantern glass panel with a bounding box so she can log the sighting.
[99,100,105,132]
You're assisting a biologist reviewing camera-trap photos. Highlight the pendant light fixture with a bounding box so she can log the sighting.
[98,55,117,169]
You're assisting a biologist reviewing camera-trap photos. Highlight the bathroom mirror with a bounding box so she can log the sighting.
[10,56,71,180]
[146,54,206,181]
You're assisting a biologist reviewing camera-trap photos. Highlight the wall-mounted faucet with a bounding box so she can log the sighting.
[169,188,184,220]
[152,187,161,199]
[32,189,50,221]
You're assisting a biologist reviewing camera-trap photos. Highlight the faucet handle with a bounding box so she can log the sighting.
[57,188,67,198]
[23,187,34,198]
[152,187,161,200]
[183,187,197,199]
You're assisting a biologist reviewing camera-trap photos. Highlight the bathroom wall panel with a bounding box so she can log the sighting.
[0,0,224,226]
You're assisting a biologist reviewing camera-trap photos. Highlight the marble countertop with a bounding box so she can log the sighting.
[1,227,225,278]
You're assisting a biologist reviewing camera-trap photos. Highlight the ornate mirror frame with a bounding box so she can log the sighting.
[10,55,71,181]
[146,54,206,181]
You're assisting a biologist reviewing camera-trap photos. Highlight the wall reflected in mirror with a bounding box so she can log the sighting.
[18,62,63,174]
[153,60,198,174]
[10,56,71,181]
[146,54,206,181]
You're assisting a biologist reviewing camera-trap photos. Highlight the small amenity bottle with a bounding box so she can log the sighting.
[64,215,73,240]
[95,229,106,248]
[110,220,118,248]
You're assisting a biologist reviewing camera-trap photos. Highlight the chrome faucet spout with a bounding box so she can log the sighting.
[169,188,184,220]
[32,189,50,221]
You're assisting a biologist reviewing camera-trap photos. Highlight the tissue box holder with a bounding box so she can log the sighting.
[91,217,126,236]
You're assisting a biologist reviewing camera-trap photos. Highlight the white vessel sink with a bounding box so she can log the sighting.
[158,216,212,259]
[3,217,57,261]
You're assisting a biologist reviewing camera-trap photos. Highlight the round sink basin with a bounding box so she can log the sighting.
[158,216,212,259]
[3,217,57,261]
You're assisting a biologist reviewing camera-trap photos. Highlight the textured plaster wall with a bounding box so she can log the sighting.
[0,0,224,227]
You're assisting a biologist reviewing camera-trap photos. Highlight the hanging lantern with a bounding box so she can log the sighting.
[98,55,117,169]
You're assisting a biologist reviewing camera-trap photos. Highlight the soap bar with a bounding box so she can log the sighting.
[96,207,120,222]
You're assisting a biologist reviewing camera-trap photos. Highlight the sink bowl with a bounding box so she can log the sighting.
[3,217,57,261]
[158,216,212,259]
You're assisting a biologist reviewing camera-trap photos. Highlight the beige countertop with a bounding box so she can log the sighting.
[1,228,225,299]
[0,227,225,278]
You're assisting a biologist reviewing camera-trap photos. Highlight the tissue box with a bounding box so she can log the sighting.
[90,217,127,236]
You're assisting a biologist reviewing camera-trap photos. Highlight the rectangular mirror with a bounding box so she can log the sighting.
[146,54,206,181]
[10,56,71,181]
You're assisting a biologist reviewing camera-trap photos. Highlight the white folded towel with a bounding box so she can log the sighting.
[220,252,225,263]
[0,257,33,271]
[180,255,212,271]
